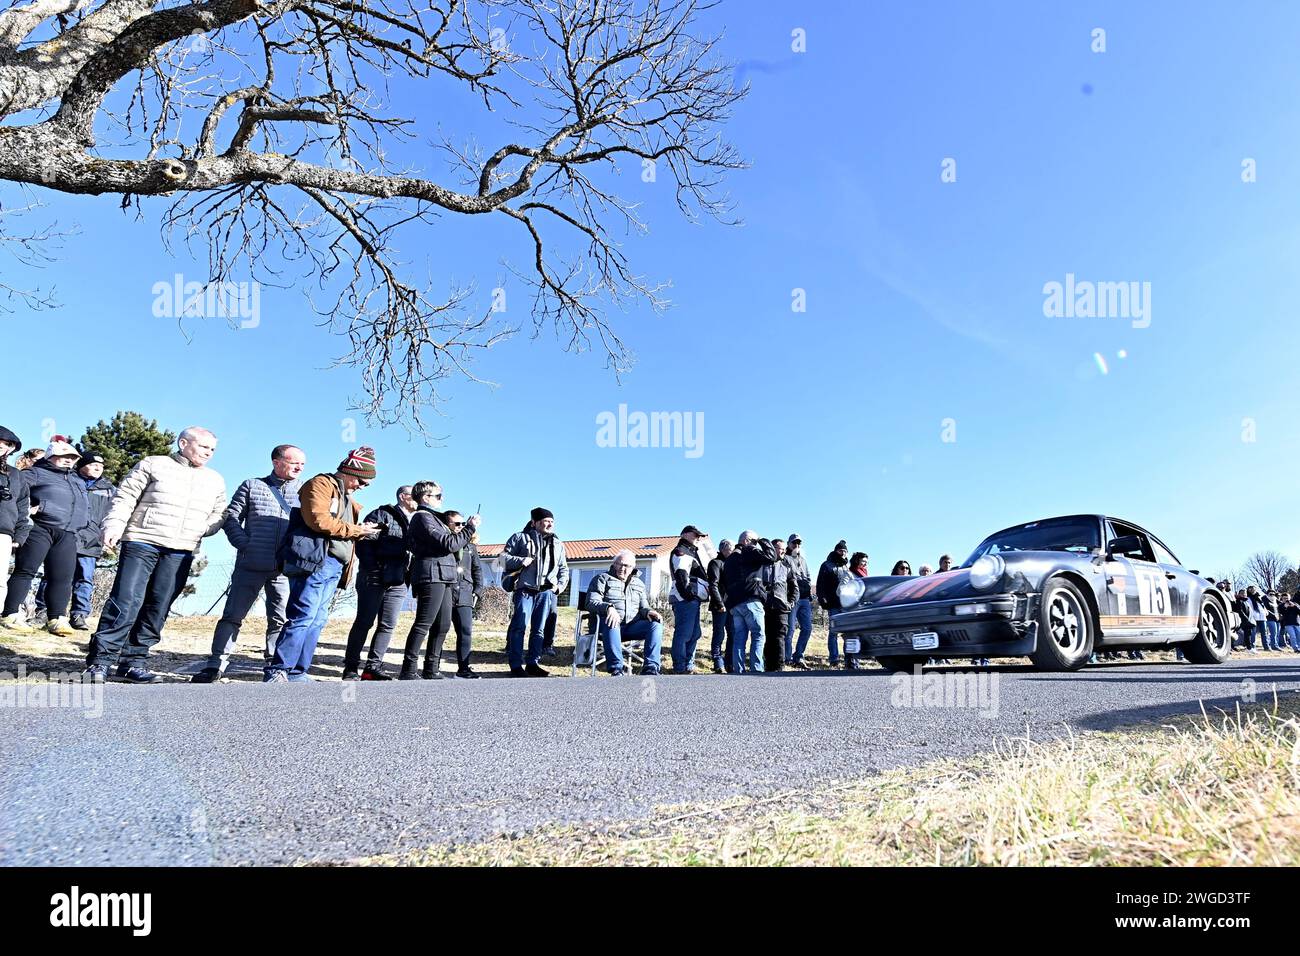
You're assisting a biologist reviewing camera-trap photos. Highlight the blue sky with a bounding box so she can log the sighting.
[4,0,1300,611]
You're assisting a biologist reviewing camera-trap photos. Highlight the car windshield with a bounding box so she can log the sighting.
[965,518,1100,564]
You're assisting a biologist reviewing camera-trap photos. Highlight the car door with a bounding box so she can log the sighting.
[1146,531,1200,639]
[1101,519,1185,640]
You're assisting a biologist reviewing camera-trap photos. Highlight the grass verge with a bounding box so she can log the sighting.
[353,694,1300,866]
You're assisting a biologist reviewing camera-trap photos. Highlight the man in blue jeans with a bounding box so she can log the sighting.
[721,531,777,673]
[501,508,569,677]
[784,534,814,668]
[668,525,709,673]
[265,448,379,682]
[587,549,664,675]
[706,539,733,673]
[84,428,227,683]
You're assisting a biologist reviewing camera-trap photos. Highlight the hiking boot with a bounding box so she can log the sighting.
[46,617,76,637]
[0,613,34,634]
[69,615,90,631]
[190,667,221,684]
[82,663,109,683]
[116,663,163,684]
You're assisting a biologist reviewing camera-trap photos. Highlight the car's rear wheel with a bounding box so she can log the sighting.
[1182,596,1232,664]
[1029,578,1094,671]
[875,655,929,674]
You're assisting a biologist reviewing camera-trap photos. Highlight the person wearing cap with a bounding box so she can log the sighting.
[263,447,381,683]
[0,426,31,619]
[1,437,89,637]
[668,525,710,674]
[399,481,480,680]
[83,427,228,681]
[706,538,733,673]
[192,444,307,683]
[63,453,116,630]
[816,540,851,667]
[501,508,569,677]
[785,534,814,669]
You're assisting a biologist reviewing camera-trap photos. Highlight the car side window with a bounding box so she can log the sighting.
[1106,521,1156,562]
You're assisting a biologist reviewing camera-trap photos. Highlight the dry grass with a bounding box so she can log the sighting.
[353,695,1300,867]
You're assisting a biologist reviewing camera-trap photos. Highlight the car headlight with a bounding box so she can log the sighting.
[968,555,1005,590]
[837,576,866,608]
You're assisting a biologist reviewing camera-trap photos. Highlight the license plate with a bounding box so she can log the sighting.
[911,631,940,651]
[844,638,861,654]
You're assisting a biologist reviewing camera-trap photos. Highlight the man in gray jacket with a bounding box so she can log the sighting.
[586,549,664,676]
[502,507,569,677]
[193,444,305,682]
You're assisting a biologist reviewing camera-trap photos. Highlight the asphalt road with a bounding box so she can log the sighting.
[3,658,1299,866]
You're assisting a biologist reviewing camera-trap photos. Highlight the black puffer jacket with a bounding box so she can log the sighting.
[706,555,727,614]
[721,539,777,609]
[77,476,117,557]
[816,552,849,610]
[764,555,799,612]
[355,504,412,588]
[24,459,89,534]
[0,467,30,546]
[408,506,473,585]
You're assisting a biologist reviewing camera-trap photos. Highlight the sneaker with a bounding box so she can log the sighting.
[712,659,726,674]
[524,663,549,677]
[82,663,109,683]
[287,673,314,683]
[46,617,76,637]
[69,615,90,631]
[341,668,361,681]
[638,666,661,676]
[510,667,528,677]
[789,657,809,670]
[190,667,221,684]
[116,663,163,684]
[0,614,33,634]
[607,668,625,677]
[422,670,446,681]
[397,668,424,681]
[361,668,393,681]
[263,670,289,683]
[455,667,481,679]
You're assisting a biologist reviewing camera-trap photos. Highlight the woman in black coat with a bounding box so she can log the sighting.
[399,482,478,679]
[0,426,31,621]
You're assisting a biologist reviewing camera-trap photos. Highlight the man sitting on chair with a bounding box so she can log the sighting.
[586,549,664,676]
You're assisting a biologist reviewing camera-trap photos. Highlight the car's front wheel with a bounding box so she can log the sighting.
[1182,596,1232,664]
[1029,578,1094,671]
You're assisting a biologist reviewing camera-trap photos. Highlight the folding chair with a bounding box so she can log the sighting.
[571,590,644,676]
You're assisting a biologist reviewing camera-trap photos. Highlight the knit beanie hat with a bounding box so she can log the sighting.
[338,446,377,481]
[531,507,554,522]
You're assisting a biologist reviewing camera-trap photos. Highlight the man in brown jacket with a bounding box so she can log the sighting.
[263,447,379,683]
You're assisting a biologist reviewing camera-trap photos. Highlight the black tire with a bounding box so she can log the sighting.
[1182,595,1232,664]
[1029,578,1094,671]
[876,655,929,674]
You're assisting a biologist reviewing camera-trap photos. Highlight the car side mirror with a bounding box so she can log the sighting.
[1107,535,1142,558]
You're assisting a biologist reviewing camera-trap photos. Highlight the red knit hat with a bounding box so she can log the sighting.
[338,446,377,481]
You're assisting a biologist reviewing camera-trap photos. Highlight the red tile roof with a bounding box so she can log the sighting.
[477,535,680,561]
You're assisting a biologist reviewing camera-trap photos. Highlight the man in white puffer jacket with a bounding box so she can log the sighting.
[84,427,227,683]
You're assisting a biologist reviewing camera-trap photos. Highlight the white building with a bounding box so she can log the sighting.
[477,535,682,606]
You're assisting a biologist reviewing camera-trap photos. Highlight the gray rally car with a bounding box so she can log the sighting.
[830,514,1234,672]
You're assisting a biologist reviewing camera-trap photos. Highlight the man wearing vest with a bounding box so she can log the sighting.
[264,447,380,683]
[668,525,710,674]
[501,507,569,677]
[192,444,306,682]
[341,484,416,680]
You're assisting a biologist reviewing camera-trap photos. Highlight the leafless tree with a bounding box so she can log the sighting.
[1241,550,1291,592]
[0,0,744,434]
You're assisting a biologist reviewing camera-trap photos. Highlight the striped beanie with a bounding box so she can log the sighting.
[338,446,377,481]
